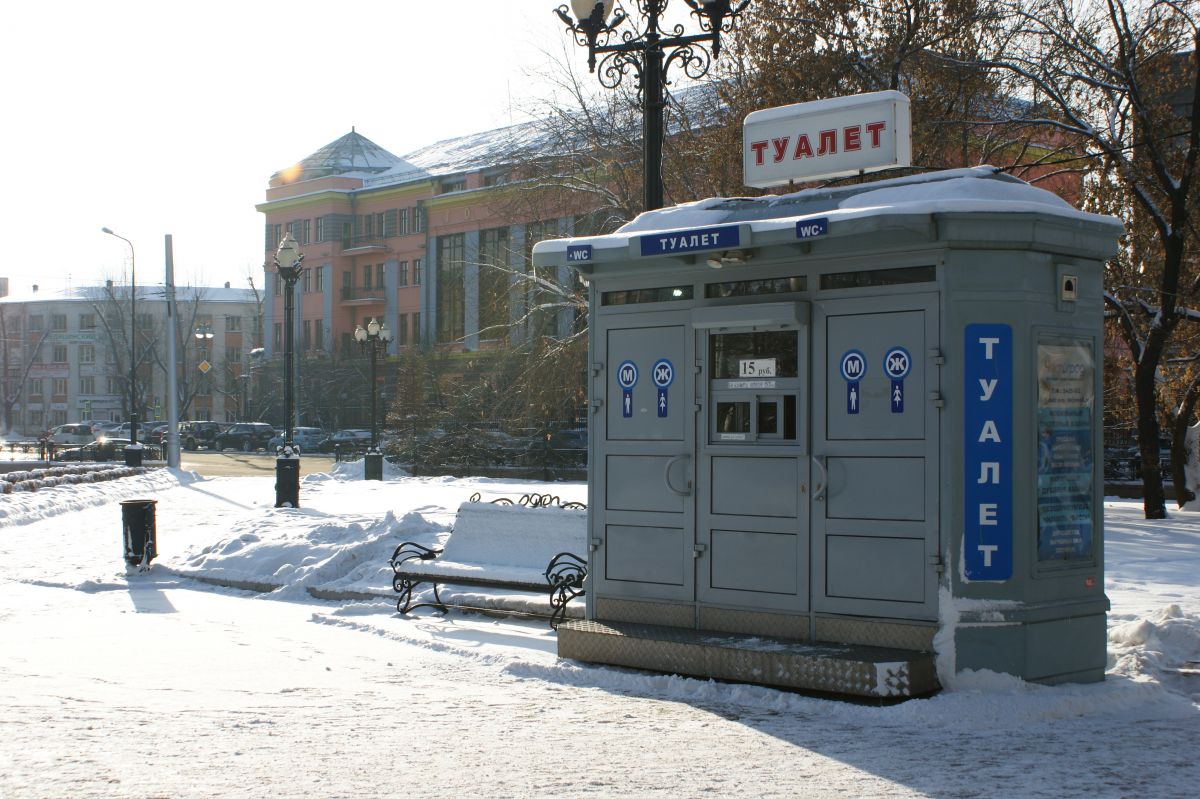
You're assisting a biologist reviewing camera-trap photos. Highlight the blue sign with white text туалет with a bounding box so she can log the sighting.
[639,225,741,257]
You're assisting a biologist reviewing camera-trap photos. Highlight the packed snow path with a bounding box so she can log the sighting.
[0,468,1197,797]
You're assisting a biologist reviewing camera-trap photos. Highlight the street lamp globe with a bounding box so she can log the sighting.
[570,0,613,21]
[354,323,367,343]
[275,231,301,273]
[378,322,392,343]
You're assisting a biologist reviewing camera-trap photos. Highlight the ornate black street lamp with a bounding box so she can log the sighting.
[556,0,752,211]
[354,317,392,481]
[270,232,304,507]
[101,226,143,467]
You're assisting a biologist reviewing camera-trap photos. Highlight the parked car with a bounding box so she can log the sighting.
[179,421,223,451]
[267,427,326,452]
[144,423,169,446]
[45,423,96,446]
[54,437,132,462]
[214,422,276,452]
[316,429,373,453]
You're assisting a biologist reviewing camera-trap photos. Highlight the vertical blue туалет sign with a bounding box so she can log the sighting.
[964,324,1012,581]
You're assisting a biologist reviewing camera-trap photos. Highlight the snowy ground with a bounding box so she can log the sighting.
[0,465,1197,798]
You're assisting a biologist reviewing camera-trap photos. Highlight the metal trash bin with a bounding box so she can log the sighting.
[120,499,158,567]
[275,455,300,508]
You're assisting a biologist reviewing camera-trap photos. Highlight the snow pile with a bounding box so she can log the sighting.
[169,509,444,600]
[1108,604,1200,702]
[0,467,198,526]
[2,464,149,494]
[328,456,410,480]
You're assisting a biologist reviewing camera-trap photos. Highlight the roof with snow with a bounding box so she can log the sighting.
[272,129,414,184]
[533,166,1124,269]
[0,284,258,305]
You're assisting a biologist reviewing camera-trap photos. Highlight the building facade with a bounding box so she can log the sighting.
[257,127,589,361]
[0,284,260,437]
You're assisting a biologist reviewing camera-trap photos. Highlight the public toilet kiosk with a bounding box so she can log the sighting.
[531,93,1123,698]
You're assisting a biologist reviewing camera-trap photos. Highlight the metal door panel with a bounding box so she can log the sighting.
[592,310,695,604]
[813,293,940,620]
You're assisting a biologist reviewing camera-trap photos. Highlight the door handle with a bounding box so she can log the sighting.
[665,454,693,497]
[811,455,827,502]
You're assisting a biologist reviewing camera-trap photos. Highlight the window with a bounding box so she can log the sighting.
[80,376,95,395]
[314,322,324,351]
[265,223,282,250]
[483,171,508,187]
[413,312,421,345]
[413,257,424,286]
[80,344,95,364]
[479,226,510,338]
[397,314,409,346]
[819,265,935,290]
[226,316,242,332]
[79,313,96,330]
[398,208,410,236]
[602,286,694,306]
[51,314,67,331]
[439,177,466,193]
[302,269,311,293]
[28,315,43,331]
[342,270,352,299]
[526,221,560,339]
[52,345,67,363]
[29,378,42,396]
[302,320,311,350]
[363,264,373,290]
[288,218,311,244]
[52,378,67,396]
[273,322,282,351]
[376,263,385,289]
[315,266,324,292]
[226,347,242,364]
[398,261,409,287]
[138,313,153,330]
[30,410,44,430]
[51,410,66,427]
[413,206,426,233]
[274,274,282,296]
[107,377,120,394]
[437,233,466,343]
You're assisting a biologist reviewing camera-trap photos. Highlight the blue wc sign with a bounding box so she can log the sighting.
[884,346,911,414]
[617,360,638,419]
[840,349,867,414]
[652,358,674,418]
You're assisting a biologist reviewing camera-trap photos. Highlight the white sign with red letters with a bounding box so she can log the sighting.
[743,91,912,188]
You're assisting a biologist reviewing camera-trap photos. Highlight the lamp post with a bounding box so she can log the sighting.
[556,0,752,212]
[101,227,143,466]
[270,232,304,507]
[354,317,392,480]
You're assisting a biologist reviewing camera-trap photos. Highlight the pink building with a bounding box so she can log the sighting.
[257,127,588,361]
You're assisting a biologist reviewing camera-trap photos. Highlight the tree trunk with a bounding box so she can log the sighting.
[1135,358,1168,518]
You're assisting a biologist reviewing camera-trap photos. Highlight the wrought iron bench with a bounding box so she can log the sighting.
[389,494,588,629]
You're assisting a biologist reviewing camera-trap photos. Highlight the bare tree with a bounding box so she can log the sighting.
[930,0,1200,517]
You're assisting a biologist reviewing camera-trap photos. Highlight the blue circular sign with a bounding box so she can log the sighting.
[840,350,867,382]
[884,346,912,380]
[617,360,639,389]
[652,358,675,388]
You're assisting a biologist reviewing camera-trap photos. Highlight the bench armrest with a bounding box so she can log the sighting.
[390,541,442,571]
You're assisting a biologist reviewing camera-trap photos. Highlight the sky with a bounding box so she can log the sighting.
[0,465,1197,795]
[0,0,625,297]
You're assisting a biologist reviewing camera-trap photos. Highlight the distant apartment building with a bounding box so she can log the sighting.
[0,283,259,436]
[257,125,591,360]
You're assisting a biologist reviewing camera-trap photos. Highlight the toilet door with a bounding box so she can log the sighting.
[812,293,941,620]
[695,311,811,613]
[591,309,696,604]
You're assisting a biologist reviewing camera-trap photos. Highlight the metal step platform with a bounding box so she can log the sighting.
[557,619,940,700]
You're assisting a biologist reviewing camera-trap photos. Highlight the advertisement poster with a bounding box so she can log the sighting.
[1036,341,1095,562]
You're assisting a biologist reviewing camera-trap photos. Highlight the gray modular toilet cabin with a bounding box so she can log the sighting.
[532,166,1122,698]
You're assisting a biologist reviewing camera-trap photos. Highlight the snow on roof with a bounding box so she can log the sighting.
[534,166,1123,258]
[273,129,413,184]
[0,284,258,305]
